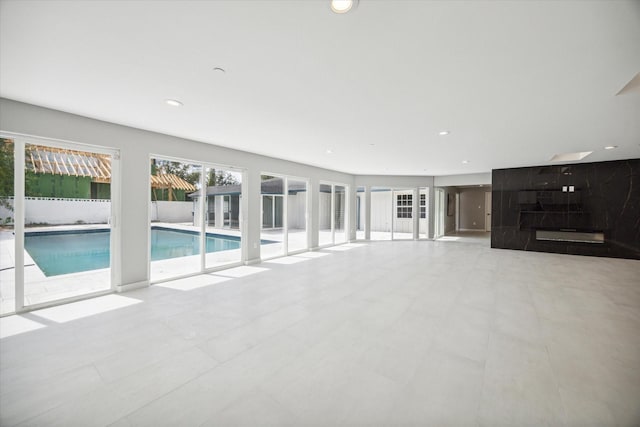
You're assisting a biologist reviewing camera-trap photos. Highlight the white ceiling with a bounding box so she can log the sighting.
[1,0,639,176]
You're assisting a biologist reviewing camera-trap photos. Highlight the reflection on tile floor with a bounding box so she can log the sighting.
[1,240,640,426]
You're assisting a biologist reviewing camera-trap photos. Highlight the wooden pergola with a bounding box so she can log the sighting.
[150,173,197,201]
[25,145,197,198]
[26,145,112,183]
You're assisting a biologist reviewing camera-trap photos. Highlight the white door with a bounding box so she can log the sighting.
[485,192,492,232]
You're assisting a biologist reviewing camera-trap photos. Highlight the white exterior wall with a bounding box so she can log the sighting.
[287,193,306,230]
[318,192,331,229]
[370,191,392,232]
[150,201,193,223]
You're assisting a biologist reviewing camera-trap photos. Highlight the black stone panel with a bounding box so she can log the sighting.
[491,159,640,260]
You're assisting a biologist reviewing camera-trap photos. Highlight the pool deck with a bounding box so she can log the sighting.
[1,223,307,315]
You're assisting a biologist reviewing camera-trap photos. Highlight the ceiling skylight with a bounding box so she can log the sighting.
[549,151,593,162]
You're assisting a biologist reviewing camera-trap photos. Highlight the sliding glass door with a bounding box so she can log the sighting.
[260,174,285,259]
[1,134,119,314]
[260,174,309,259]
[318,182,349,246]
[287,178,308,253]
[150,156,243,282]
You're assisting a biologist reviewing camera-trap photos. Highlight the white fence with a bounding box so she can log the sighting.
[0,197,111,225]
[0,198,194,225]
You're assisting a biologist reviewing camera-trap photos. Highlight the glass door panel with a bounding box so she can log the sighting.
[23,142,114,306]
[204,167,242,269]
[260,175,284,259]
[334,185,347,243]
[0,138,15,314]
[356,186,365,240]
[287,179,307,253]
[319,183,333,246]
[149,158,202,281]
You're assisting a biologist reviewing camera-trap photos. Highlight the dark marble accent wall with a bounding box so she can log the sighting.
[491,159,640,260]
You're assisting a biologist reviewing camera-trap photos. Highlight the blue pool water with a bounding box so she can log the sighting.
[24,227,243,277]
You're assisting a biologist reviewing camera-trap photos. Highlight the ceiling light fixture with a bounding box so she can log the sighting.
[462,160,469,164]
[604,145,618,150]
[165,99,183,107]
[439,131,450,136]
[330,0,357,14]
[326,149,333,154]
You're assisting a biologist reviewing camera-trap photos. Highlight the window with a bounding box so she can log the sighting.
[396,194,412,218]
[420,193,426,219]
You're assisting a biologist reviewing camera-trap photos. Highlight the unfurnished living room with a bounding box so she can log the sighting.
[0,1,639,426]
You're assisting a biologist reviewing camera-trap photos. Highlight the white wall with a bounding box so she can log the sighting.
[370,191,392,232]
[150,201,193,223]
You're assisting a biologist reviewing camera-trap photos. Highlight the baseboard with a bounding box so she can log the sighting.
[244,258,262,265]
[457,228,487,232]
[116,280,149,293]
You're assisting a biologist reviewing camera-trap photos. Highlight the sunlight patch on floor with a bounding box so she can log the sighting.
[31,294,142,323]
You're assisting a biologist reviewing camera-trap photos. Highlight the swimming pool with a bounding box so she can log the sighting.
[24,227,244,277]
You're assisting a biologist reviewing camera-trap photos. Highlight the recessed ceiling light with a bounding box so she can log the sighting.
[462,160,469,164]
[165,99,183,107]
[439,131,450,136]
[331,0,357,14]
[326,149,333,154]
[213,67,226,74]
[604,145,618,150]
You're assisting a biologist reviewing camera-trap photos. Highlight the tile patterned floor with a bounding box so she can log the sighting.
[1,240,639,426]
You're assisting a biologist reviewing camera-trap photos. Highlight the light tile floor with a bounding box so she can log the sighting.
[1,240,640,426]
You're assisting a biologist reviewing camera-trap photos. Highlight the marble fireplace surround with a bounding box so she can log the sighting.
[491,158,640,260]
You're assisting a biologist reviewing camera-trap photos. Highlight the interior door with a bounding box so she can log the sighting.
[485,192,492,232]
